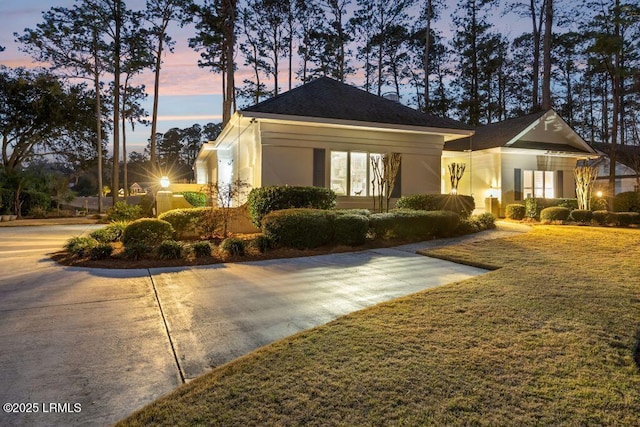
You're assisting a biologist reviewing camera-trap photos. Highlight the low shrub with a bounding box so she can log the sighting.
[191,241,212,258]
[64,237,97,258]
[540,206,571,222]
[475,212,496,229]
[156,240,184,260]
[123,242,151,260]
[249,235,273,253]
[569,209,593,223]
[90,221,128,243]
[614,192,640,213]
[369,210,460,240]
[20,190,50,217]
[178,191,207,208]
[90,243,113,260]
[456,213,496,235]
[29,206,48,219]
[333,214,369,246]
[525,198,578,220]
[122,218,175,247]
[590,196,608,212]
[333,209,371,217]
[107,201,143,221]
[395,194,475,219]
[262,209,333,249]
[220,237,246,256]
[158,208,209,239]
[247,186,337,227]
[505,204,526,220]
[592,210,613,225]
[613,212,639,227]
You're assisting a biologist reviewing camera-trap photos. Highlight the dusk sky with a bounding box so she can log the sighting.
[0,0,529,154]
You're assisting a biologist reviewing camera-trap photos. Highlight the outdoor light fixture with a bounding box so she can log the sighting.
[596,190,603,198]
[451,188,458,195]
[160,176,170,189]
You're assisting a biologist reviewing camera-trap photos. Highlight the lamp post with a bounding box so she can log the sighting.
[156,176,172,216]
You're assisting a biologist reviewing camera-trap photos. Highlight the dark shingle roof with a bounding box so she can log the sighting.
[242,77,472,131]
[445,110,548,151]
[591,142,640,170]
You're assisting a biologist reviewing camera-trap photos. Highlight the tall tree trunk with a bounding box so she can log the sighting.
[150,33,163,175]
[423,0,432,112]
[530,0,545,111]
[93,30,103,214]
[608,0,621,209]
[112,0,121,207]
[541,0,552,110]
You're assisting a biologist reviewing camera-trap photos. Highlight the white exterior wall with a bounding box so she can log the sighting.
[262,146,314,186]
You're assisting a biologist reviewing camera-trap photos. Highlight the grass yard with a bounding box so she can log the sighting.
[117,225,640,426]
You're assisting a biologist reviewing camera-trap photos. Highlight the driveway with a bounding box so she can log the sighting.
[0,223,510,426]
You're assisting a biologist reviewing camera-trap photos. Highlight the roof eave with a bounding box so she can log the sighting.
[239,110,474,140]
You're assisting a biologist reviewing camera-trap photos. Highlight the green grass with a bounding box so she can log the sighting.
[117,226,640,426]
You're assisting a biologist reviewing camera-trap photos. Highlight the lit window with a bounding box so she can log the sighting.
[524,170,554,198]
[330,151,382,197]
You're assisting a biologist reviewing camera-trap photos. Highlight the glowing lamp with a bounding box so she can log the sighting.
[160,176,170,189]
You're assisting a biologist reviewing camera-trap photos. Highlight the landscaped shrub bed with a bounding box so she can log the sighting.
[247,186,337,227]
[158,208,210,239]
[592,210,613,225]
[505,204,526,220]
[220,237,246,256]
[333,214,369,246]
[395,194,475,219]
[157,240,184,260]
[90,221,128,243]
[525,198,578,219]
[369,210,460,240]
[614,212,639,227]
[107,201,144,221]
[540,206,571,223]
[262,209,334,249]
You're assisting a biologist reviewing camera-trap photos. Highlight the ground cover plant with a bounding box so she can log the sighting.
[116,226,640,426]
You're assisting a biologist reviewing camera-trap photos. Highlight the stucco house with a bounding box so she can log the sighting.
[442,110,599,215]
[195,77,473,209]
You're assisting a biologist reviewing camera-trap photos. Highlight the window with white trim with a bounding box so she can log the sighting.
[523,170,555,199]
[330,151,382,197]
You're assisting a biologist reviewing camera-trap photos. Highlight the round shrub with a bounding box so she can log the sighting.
[262,209,333,249]
[333,214,369,246]
[369,210,460,240]
[569,209,593,223]
[247,186,337,227]
[505,204,526,220]
[614,212,639,227]
[107,201,143,221]
[249,235,273,253]
[156,240,184,260]
[525,198,578,220]
[64,237,97,258]
[123,242,151,260]
[122,218,175,246]
[191,241,212,258]
[334,209,371,217]
[90,243,113,260]
[158,208,209,239]
[90,221,128,243]
[220,237,246,256]
[395,194,474,219]
[475,212,496,229]
[592,210,613,225]
[540,206,570,222]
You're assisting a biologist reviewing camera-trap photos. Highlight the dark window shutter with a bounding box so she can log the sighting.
[391,161,402,198]
[514,168,522,201]
[557,170,563,197]
[313,149,326,187]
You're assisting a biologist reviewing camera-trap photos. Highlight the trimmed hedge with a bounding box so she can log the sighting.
[369,210,460,240]
[395,194,474,219]
[592,210,613,225]
[525,198,578,220]
[177,191,207,208]
[333,214,369,246]
[158,208,210,239]
[122,218,175,247]
[505,204,526,220]
[247,186,337,227]
[107,201,143,221]
[614,192,640,213]
[614,212,639,227]
[540,206,571,222]
[569,209,593,223]
[262,209,334,249]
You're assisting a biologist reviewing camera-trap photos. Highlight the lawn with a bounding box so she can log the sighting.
[117,225,640,426]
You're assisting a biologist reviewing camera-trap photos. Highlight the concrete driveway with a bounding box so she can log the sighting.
[0,224,499,426]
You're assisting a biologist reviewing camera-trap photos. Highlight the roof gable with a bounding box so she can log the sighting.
[444,110,596,155]
[241,77,472,131]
